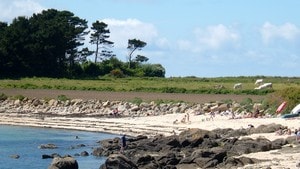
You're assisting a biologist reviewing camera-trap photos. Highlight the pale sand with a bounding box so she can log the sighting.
[0,112,299,168]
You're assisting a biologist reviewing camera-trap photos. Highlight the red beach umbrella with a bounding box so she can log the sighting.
[276,101,287,113]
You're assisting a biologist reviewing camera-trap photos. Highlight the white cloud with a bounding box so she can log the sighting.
[260,22,300,44]
[0,0,44,22]
[100,18,158,49]
[177,24,240,53]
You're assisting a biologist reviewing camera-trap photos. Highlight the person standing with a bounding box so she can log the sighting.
[120,135,126,153]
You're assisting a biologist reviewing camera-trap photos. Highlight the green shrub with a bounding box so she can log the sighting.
[57,95,69,102]
[129,97,143,105]
[161,87,187,93]
[0,93,8,101]
[12,95,25,101]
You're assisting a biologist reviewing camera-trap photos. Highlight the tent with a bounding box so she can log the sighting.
[276,101,287,113]
[291,104,300,114]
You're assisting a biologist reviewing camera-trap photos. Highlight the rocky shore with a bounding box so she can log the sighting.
[96,126,300,169]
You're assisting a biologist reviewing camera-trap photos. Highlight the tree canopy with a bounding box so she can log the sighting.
[0,9,165,78]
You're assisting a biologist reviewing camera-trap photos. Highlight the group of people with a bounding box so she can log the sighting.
[295,128,300,142]
[275,126,292,135]
[173,113,191,124]
[275,126,300,142]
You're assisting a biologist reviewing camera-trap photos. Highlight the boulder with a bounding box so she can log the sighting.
[228,137,272,156]
[100,154,138,169]
[178,128,214,147]
[48,157,78,169]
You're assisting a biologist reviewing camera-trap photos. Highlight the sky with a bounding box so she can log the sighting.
[1,0,300,77]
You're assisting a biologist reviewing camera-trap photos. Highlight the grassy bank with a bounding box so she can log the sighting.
[0,76,299,95]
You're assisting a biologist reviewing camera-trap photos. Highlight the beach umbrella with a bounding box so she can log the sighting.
[276,101,287,113]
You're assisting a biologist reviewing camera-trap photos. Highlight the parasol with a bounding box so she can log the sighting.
[276,101,287,113]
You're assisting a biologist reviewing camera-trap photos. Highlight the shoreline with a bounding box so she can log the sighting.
[1,112,300,168]
[1,111,299,140]
[1,89,300,168]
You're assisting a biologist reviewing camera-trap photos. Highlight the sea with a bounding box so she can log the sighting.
[0,125,119,169]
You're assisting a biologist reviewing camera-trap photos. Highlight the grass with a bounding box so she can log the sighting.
[0,76,299,95]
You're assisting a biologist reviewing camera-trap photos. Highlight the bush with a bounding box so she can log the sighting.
[110,69,125,78]
[12,95,25,101]
[0,93,7,101]
[129,97,143,105]
[57,95,69,102]
[141,64,165,77]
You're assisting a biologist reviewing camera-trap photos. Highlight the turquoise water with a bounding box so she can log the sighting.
[0,125,119,169]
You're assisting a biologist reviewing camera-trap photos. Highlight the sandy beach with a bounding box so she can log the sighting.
[1,111,300,168]
[0,89,299,168]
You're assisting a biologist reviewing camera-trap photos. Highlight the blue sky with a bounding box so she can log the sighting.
[1,0,300,77]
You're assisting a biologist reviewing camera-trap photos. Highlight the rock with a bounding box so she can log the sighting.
[218,103,229,112]
[178,128,213,147]
[251,123,282,134]
[80,151,89,156]
[14,99,21,106]
[136,155,155,166]
[100,154,138,169]
[48,99,57,106]
[39,143,57,149]
[223,156,260,168]
[42,154,53,159]
[228,137,272,156]
[10,154,20,159]
[48,156,78,169]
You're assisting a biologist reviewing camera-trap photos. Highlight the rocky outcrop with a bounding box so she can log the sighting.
[96,124,292,169]
[48,156,78,169]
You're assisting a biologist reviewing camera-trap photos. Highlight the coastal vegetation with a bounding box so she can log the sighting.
[0,76,299,94]
[0,9,165,79]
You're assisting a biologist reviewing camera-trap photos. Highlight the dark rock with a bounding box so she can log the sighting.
[100,154,138,169]
[80,151,89,156]
[92,147,110,156]
[192,147,227,168]
[42,154,53,159]
[94,127,290,169]
[127,135,148,142]
[157,152,181,166]
[136,155,155,166]
[228,137,272,156]
[272,138,287,149]
[178,128,211,147]
[251,123,283,134]
[48,156,78,169]
[223,156,261,168]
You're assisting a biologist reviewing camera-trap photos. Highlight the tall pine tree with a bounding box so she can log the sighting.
[90,21,114,63]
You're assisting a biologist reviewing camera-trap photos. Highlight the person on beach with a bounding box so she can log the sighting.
[296,129,300,142]
[181,115,187,123]
[120,135,127,153]
[113,108,119,117]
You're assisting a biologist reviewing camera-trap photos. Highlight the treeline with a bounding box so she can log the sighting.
[0,9,165,78]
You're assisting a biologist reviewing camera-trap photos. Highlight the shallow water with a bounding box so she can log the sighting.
[0,125,119,169]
